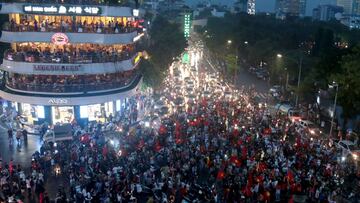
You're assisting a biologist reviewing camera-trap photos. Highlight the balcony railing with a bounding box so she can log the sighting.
[1,0,135,7]
[4,49,137,64]
[6,73,140,93]
[3,22,139,34]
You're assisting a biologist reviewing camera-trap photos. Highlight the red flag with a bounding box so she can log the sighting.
[137,139,145,150]
[263,128,271,135]
[230,155,241,167]
[242,147,247,159]
[204,120,210,126]
[233,129,239,136]
[216,170,225,180]
[175,138,182,144]
[102,146,108,157]
[159,125,167,135]
[154,141,162,152]
[287,170,294,183]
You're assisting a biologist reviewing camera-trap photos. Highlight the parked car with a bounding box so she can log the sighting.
[297,120,322,136]
[275,103,301,122]
[336,140,358,158]
[269,85,281,94]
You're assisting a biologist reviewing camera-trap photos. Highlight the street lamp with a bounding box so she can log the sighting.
[329,81,339,138]
[227,40,232,44]
[276,53,303,107]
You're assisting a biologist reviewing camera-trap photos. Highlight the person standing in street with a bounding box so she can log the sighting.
[22,128,28,141]
[8,128,13,145]
[16,130,21,146]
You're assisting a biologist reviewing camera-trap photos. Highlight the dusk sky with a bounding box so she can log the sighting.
[185,0,337,16]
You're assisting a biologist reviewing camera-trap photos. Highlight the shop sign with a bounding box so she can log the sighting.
[23,5,101,15]
[184,14,191,38]
[133,53,142,64]
[33,64,81,72]
[48,98,68,105]
[51,33,69,45]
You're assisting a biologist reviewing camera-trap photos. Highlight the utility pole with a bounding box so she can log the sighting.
[295,56,303,107]
[329,82,338,138]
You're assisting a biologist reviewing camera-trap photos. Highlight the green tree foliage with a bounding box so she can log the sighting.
[331,46,360,118]
[202,13,360,118]
[224,53,237,76]
[140,15,187,88]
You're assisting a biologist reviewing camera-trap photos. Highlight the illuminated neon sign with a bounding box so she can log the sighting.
[184,14,191,38]
[51,33,69,45]
[23,5,101,15]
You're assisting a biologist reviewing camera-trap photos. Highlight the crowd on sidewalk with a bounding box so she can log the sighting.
[8,17,138,34]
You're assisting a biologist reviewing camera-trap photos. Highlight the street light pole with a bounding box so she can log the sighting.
[329,83,338,138]
[295,56,303,107]
[235,48,238,86]
[285,71,289,90]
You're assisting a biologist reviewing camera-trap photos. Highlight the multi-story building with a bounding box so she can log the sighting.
[276,0,307,17]
[336,0,360,14]
[247,0,256,15]
[336,0,360,29]
[0,0,145,125]
[312,4,343,21]
[353,0,360,15]
[337,0,354,14]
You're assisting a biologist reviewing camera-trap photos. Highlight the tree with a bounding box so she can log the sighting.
[140,15,187,88]
[224,53,237,77]
[332,46,360,119]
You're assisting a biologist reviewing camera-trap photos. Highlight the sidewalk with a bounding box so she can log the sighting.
[0,118,41,135]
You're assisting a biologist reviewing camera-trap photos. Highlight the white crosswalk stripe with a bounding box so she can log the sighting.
[255,92,269,99]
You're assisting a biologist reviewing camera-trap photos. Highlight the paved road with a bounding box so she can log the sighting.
[236,69,270,100]
[0,123,41,167]
[203,51,270,102]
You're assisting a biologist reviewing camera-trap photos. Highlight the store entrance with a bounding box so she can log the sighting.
[52,106,74,124]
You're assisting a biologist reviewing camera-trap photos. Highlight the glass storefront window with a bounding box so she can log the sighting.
[80,105,88,118]
[52,106,74,124]
[104,101,113,117]
[87,104,101,121]
[116,100,121,112]
[20,103,44,123]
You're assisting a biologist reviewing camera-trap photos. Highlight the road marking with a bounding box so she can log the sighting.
[205,58,230,88]
[255,93,269,99]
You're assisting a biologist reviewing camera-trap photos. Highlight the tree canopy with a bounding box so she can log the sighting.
[201,13,360,118]
[331,46,360,119]
[140,15,187,88]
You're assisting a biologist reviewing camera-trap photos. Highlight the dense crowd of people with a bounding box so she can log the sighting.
[8,18,139,34]
[5,44,136,64]
[6,70,139,93]
[0,43,359,203]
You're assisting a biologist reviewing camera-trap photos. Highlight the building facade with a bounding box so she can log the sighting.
[336,0,360,14]
[247,0,256,15]
[276,0,307,17]
[0,1,145,125]
[312,4,343,21]
[337,0,354,14]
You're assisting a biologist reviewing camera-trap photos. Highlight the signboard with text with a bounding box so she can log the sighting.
[184,13,192,38]
[33,65,81,72]
[51,33,69,45]
[23,5,101,15]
